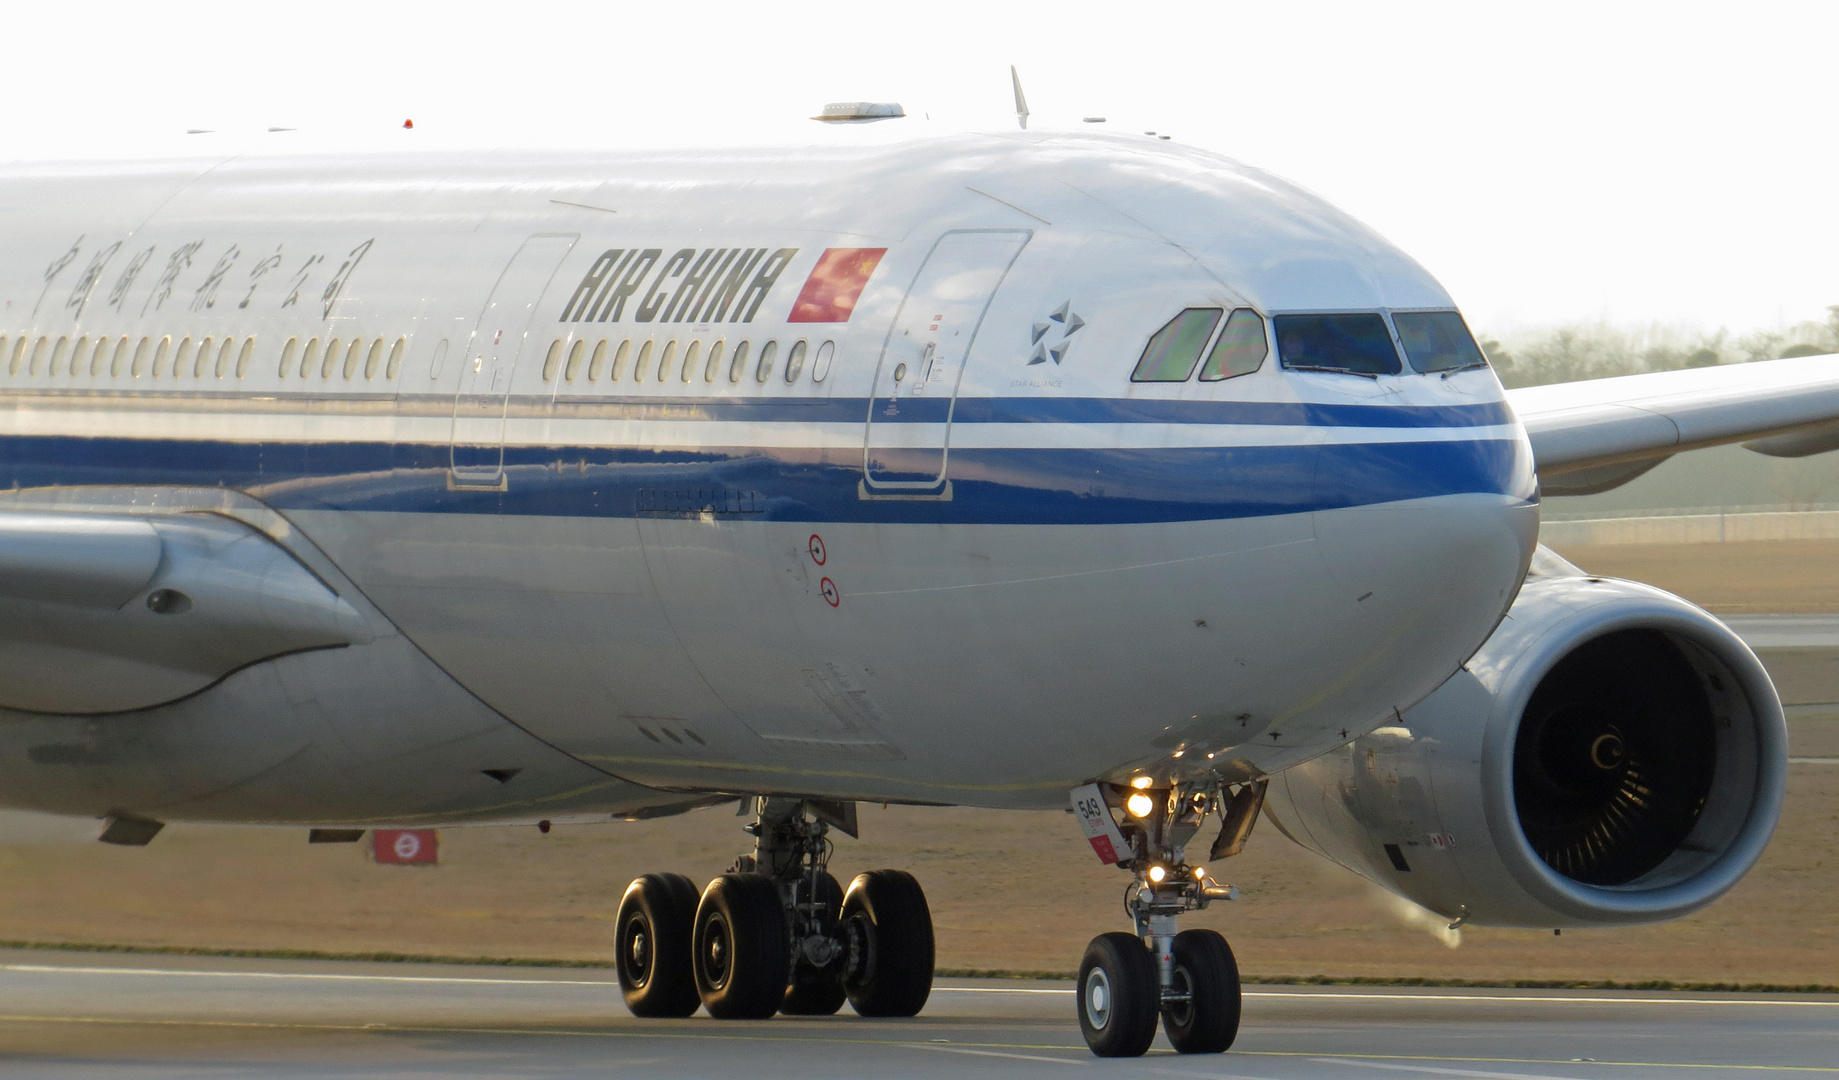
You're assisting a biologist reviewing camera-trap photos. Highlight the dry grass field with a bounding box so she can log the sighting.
[0,539,1833,986]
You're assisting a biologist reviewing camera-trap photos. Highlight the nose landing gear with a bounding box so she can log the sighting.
[614,797,935,1021]
[1072,779,1263,1057]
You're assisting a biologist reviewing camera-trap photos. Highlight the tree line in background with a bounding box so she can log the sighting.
[1478,307,1839,388]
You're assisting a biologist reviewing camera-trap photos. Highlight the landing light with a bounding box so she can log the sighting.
[1125,792,1155,818]
[1147,865,1167,883]
[1130,777,1154,789]
[1193,866,1207,879]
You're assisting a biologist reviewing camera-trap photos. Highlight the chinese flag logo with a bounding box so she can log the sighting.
[788,248,886,323]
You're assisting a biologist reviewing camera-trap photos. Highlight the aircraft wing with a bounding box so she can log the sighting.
[1508,353,1839,495]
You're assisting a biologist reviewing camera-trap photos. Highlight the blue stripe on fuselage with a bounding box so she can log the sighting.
[1,434,1532,524]
[436,395,1514,428]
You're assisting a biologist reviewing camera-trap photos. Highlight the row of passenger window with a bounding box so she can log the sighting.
[0,332,410,382]
[1130,308,1487,381]
[538,336,836,387]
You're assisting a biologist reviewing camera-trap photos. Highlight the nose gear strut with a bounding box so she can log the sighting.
[1073,778,1265,1057]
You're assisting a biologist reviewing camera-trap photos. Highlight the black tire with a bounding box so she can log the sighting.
[693,873,790,1019]
[1077,932,1159,1058]
[614,872,701,1018]
[781,872,847,1016]
[1161,928,1241,1053]
[841,869,934,1017]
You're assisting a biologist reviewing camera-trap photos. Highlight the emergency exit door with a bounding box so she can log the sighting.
[449,234,578,487]
[863,229,1029,490]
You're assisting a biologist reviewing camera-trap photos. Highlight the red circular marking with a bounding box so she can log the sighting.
[808,534,827,565]
[820,577,840,607]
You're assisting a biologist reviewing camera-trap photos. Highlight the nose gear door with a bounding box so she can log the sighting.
[863,229,1029,492]
[449,233,578,488]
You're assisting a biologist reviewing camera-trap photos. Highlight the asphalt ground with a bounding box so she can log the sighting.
[0,951,1833,1079]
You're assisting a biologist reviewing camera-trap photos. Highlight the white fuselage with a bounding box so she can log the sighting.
[0,124,1538,823]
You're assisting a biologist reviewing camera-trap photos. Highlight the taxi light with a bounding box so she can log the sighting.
[1193,866,1207,879]
[1148,865,1167,883]
[1126,792,1155,818]
[1130,777,1154,789]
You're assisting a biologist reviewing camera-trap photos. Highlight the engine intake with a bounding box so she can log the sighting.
[1265,559,1787,927]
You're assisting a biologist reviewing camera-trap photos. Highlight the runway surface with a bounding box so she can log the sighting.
[0,951,1832,1079]
[1725,614,1839,650]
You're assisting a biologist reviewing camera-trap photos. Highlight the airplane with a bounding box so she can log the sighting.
[0,97,1832,1058]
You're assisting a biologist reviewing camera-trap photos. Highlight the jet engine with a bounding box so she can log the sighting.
[1264,555,1787,927]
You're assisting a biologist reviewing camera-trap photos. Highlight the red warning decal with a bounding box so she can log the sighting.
[820,577,840,607]
[808,534,827,565]
[788,248,886,323]
[373,829,438,864]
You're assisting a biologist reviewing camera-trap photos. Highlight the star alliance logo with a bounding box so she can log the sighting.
[1028,300,1084,365]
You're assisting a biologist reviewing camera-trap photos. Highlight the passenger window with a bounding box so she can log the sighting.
[565,339,586,382]
[542,339,564,382]
[364,338,383,379]
[343,339,363,380]
[85,337,103,377]
[172,337,193,378]
[633,340,654,381]
[427,339,448,380]
[385,337,407,380]
[279,338,298,378]
[9,337,26,376]
[300,338,321,379]
[708,340,727,381]
[703,340,722,382]
[680,340,699,383]
[1393,311,1488,374]
[1131,309,1221,382]
[131,337,149,378]
[729,340,749,383]
[66,336,85,376]
[1199,310,1267,382]
[588,340,607,381]
[753,341,773,383]
[110,337,130,377]
[216,338,235,378]
[812,340,834,382]
[1274,313,1401,376]
[236,337,255,378]
[0,336,7,374]
[51,336,70,376]
[609,340,630,381]
[783,340,806,383]
[322,338,341,379]
[150,336,170,376]
[196,336,215,378]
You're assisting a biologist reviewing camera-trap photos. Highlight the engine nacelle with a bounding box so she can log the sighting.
[1265,562,1787,927]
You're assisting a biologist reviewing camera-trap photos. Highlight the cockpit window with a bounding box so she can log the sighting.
[1131,308,1221,382]
[1393,310,1488,374]
[1198,309,1267,381]
[1274,313,1401,376]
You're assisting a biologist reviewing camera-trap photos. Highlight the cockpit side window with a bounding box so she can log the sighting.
[1198,309,1267,381]
[1274,313,1401,376]
[1130,308,1222,382]
[1393,310,1488,374]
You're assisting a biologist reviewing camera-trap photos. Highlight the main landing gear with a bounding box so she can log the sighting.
[615,797,935,1021]
[1073,778,1266,1057]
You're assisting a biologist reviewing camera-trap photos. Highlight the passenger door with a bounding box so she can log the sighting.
[863,229,1029,491]
[449,234,578,488]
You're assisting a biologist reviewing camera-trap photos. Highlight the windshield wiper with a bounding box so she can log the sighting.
[1283,364,1381,380]
[1438,360,1491,378]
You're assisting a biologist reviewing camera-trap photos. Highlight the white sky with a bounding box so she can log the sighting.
[7,0,1834,337]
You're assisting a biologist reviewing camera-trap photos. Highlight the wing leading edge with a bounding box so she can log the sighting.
[1508,353,1839,495]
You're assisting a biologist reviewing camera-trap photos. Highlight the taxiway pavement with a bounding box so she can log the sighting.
[0,951,1832,1079]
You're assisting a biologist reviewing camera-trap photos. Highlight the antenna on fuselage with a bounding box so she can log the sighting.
[1011,65,1030,130]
